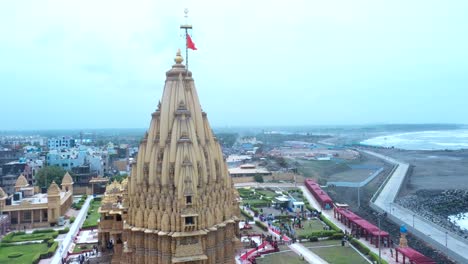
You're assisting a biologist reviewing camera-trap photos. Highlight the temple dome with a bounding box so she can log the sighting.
[62,172,74,185]
[15,173,29,188]
[47,181,61,196]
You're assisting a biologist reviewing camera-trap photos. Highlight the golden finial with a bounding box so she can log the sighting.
[174,49,184,64]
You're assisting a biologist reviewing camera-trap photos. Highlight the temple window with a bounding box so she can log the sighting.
[186,196,192,205]
[185,217,194,225]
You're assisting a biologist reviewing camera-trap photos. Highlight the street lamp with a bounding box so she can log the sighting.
[445,231,448,247]
[374,212,386,264]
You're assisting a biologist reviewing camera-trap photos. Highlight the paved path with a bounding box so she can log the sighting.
[289,242,329,264]
[50,196,92,264]
[364,150,468,263]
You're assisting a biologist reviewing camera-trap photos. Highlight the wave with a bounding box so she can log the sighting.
[361,130,468,150]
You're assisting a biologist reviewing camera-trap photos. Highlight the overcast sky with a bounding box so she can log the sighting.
[1,0,467,130]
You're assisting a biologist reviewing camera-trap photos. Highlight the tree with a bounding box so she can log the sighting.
[35,166,67,188]
[254,174,264,183]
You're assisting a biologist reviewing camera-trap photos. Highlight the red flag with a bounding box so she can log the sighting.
[186,34,197,50]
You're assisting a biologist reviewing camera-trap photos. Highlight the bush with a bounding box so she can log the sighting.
[241,209,254,221]
[254,174,264,183]
[70,216,76,223]
[58,227,70,234]
[33,229,55,234]
[330,233,344,240]
[255,220,268,231]
[309,236,318,242]
[350,238,370,255]
[250,207,260,216]
[369,251,389,264]
[298,230,336,240]
[7,252,23,258]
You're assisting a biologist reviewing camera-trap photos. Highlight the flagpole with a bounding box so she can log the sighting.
[180,8,192,72]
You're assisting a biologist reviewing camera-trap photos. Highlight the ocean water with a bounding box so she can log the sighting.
[361,130,468,150]
[449,213,468,231]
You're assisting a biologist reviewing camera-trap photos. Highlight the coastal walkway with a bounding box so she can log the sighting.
[50,196,92,264]
[364,150,468,264]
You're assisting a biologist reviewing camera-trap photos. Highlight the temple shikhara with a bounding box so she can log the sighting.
[98,50,241,263]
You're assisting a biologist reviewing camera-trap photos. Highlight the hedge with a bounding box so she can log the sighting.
[58,227,70,234]
[250,207,260,215]
[240,209,254,221]
[255,221,268,231]
[298,230,336,240]
[32,229,55,234]
[350,238,388,264]
[319,215,342,233]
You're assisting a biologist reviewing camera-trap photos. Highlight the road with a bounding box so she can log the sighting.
[363,150,468,263]
[50,196,92,264]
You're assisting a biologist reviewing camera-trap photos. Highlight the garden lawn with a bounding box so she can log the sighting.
[255,189,277,199]
[82,199,102,228]
[294,219,326,237]
[0,243,49,264]
[304,241,369,264]
[256,250,307,264]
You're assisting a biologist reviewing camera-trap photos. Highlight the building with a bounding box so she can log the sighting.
[47,137,76,149]
[47,147,104,175]
[99,50,241,263]
[228,164,272,178]
[0,173,74,229]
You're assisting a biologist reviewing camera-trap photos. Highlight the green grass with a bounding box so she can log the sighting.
[0,243,49,264]
[255,189,278,199]
[82,199,102,229]
[256,250,308,264]
[294,219,326,237]
[305,241,369,264]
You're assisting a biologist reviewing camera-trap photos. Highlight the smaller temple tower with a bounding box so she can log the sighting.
[61,172,74,194]
[15,174,29,192]
[47,181,61,225]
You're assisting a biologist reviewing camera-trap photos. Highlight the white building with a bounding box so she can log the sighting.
[47,137,76,149]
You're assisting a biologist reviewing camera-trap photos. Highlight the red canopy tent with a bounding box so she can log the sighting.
[396,247,436,264]
[304,179,334,209]
[334,208,361,227]
[334,208,390,248]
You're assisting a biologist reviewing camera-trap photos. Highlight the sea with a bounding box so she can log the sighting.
[449,213,468,231]
[360,130,468,150]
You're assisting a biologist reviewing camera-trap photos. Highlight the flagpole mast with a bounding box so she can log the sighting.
[180,8,192,71]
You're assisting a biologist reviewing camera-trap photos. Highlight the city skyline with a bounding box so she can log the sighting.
[1,0,468,130]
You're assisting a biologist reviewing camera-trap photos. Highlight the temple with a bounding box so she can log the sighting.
[99,50,241,263]
[0,172,74,229]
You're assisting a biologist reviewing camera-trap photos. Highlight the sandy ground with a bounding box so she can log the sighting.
[361,148,468,193]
